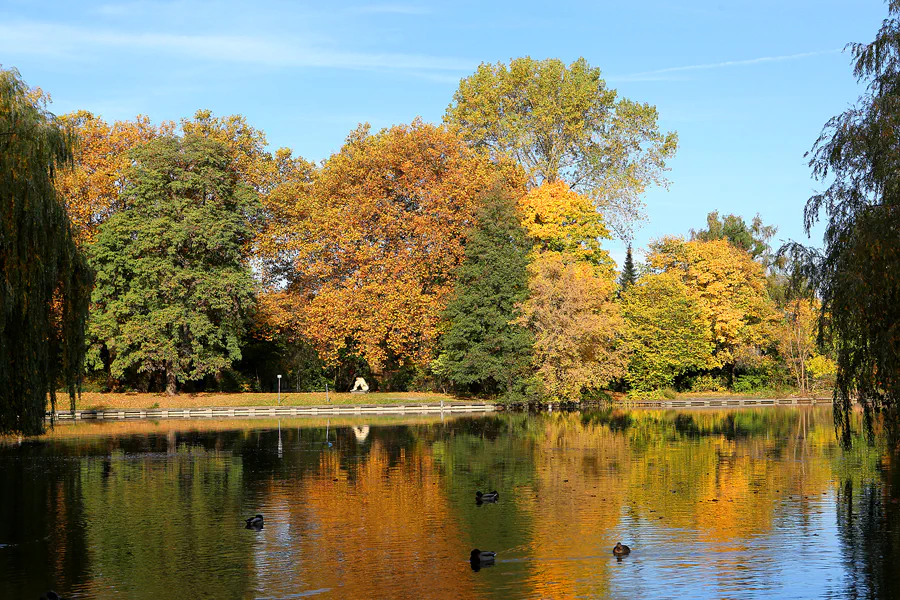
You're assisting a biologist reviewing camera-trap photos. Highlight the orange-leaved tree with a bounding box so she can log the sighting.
[269,120,523,371]
[55,110,173,244]
[254,147,317,292]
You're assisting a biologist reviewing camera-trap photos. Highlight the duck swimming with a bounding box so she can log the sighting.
[475,491,499,503]
[245,514,264,529]
[470,549,496,571]
[612,542,631,556]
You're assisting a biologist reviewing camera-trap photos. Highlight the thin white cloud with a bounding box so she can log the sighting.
[0,20,470,72]
[615,49,842,82]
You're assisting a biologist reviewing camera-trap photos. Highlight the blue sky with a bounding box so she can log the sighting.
[0,0,887,265]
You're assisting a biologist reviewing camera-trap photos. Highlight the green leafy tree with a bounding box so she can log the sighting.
[0,68,91,434]
[621,273,713,391]
[445,56,677,238]
[691,211,777,261]
[618,245,637,291]
[88,133,260,394]
[789,0,900,444]
[435,189,534,397]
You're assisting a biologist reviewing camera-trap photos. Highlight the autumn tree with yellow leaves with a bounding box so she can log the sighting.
[515,182,625,400]
[518,252,626,400]
[517,180,613,267]
[645,237,777,376]
[621,272,713,392]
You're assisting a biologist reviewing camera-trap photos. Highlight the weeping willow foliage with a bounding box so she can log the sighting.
[0,68,92,435]
[793,1,900,447]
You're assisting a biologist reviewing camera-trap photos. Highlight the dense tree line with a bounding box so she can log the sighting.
[10,34,894,432]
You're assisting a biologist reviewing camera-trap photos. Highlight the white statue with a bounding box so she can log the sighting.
[351,377,369,392]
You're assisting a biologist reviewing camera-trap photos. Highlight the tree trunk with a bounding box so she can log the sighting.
[165,365,177,396]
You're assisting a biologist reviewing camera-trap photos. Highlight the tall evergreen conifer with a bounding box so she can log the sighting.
[436,189,534,397]
[618,245,637,291]
[1,68,92,434]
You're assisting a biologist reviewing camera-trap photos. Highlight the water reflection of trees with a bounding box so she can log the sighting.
[0,442,91,599]
[1,409,897,598]
[836,450,900,600]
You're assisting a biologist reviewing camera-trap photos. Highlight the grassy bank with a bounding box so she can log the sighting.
[62,391,459,411]
[52,389,830,412]
[675,389,832,400]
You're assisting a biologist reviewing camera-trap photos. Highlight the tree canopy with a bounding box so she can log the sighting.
[517,180,613,266]
[87,133,260,394]
[691,211,776,260]
[446,56,677,238]
[55,110,170,245]
[2,54,856,406]
[647,237,776,371]
[0,68,92,434]
[517,252,626,401]
[622,273,712,391]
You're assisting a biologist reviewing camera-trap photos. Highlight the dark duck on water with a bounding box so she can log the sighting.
[470,549,497,571]
[613,542,631,557]
[475,490,499,503]
[245,514,264,529]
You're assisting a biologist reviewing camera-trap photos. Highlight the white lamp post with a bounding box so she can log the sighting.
[277,374,282,405]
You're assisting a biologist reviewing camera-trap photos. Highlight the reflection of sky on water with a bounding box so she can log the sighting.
[0,408,896,599]
[598,501,846,598]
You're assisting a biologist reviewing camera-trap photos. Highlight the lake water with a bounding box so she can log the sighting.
[1,407,898,599]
